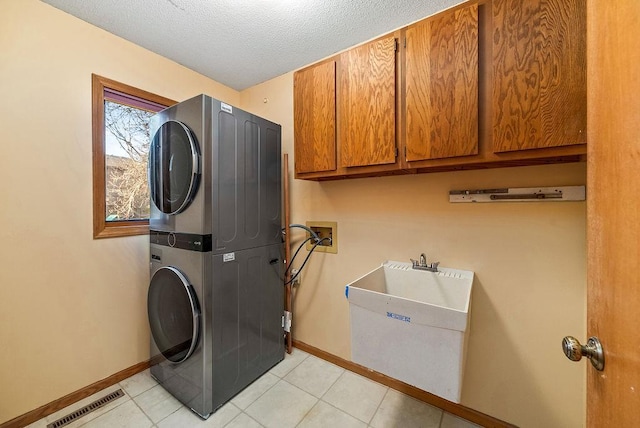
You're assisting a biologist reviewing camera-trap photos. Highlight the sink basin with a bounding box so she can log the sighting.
[345,261,474,402]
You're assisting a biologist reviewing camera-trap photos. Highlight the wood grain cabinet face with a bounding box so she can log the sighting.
[339,35,397,168]
[405,4,479,161]
[292,0,587,181]
[293,60,337,174]
[492,0,587,152]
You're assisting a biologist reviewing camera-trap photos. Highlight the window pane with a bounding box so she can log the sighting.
[104,99,155,222]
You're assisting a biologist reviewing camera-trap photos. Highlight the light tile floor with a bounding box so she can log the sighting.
[27,349,480,428]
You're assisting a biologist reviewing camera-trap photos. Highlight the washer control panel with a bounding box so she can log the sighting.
[150,230,212,252]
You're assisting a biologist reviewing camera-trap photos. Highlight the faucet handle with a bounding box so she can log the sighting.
[419,253,427,266]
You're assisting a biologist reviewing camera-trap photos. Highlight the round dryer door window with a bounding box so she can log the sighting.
[148,267,200,363]
[149,120,200,215]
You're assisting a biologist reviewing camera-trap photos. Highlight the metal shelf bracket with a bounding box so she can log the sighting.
[449,186,586,203]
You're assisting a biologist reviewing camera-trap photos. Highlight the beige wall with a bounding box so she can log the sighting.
[1,1,586,427]
[0,0,239,422]
[241,74,587,428]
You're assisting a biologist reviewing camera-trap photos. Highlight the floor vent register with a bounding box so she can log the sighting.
[46,388,125,428]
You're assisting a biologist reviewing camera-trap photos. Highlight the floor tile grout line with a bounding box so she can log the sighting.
[119,370,158,399]
[319,369,347,400]
[316,395,372,426]
[127,389,156,427]
[284,357,346,401]
[224,410,261,428]
[243,381,275,412]
[262,378,320,428]
[279,351,310,377]
[131,375,188,427]
[153,402,183,427]
[438,408,445,427]
[317,361,347,400]
[296,398,322,428]
[287,354,351,424]
[239,372,286,412]
[293,368,391,426]
[366,385,390,426]
[238,377,308,427]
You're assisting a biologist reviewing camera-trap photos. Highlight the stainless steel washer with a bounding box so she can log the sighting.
[147,95,283,418]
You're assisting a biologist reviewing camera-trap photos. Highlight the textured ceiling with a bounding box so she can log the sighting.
[40,0,462,91]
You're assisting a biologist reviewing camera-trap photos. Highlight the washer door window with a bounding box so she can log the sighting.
[148,267,200,363]
[149,120,200,215]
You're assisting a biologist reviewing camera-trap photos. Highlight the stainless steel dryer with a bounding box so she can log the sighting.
[148,94,282,248]
[147,95,284,418]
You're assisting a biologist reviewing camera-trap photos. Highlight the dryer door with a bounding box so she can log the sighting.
[149,120,200,215]
[148,266,200,363]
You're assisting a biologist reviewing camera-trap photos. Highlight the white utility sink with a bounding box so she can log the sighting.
[346,261,474,403]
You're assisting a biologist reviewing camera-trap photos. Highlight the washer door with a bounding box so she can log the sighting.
[149,120,200,215]
[148,267,200,363]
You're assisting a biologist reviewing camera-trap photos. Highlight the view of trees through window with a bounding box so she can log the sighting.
[104,100,154,221]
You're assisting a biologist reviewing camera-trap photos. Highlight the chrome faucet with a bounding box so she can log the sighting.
[411,253,440,272]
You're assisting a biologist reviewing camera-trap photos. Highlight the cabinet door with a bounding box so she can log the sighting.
[339,36,397,168]
[492,0,586,152]
[406,4,479,161]
[294,61,337,174]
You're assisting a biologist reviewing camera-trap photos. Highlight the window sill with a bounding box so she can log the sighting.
[93,221,149,239]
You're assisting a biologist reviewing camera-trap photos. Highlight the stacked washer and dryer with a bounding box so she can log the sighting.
[146,94,284,419]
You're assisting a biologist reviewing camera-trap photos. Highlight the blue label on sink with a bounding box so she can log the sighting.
[387,312,411,323]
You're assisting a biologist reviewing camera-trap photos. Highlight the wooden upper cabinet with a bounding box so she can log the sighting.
[405,4,479,161]
[293,60,337,174]
[293,0,587,181]
[492,0,587,152]
[339,35,397,168]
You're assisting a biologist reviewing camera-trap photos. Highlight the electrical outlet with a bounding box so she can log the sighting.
[291,268,300,286]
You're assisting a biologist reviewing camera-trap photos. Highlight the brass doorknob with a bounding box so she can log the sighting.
[562,336,605,371]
